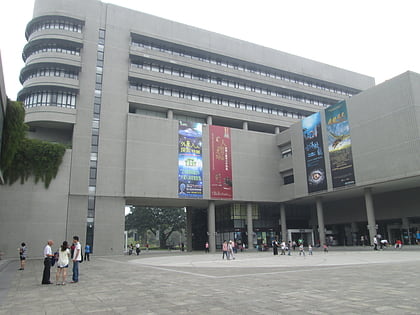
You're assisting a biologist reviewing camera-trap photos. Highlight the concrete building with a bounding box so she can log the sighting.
[1,0,418,257]
[0,52,7,184]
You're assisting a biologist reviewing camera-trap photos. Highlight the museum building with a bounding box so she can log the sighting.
[1,0,419,257]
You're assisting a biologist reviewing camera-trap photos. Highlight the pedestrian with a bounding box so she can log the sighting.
[205,242,209,253]
[18,242,27,270]
[145,243,149,251]
[308,244,313,255]
[42,240,54,284]
[181,242,185,252]
[56,241,70,285]
[373,235,378,250]
[292,240,297,251]
[280,241,286,255]
[135,243,140,255]
[228,240,235,260]
[84,244,91,261]
[323,243,329,253]
[299,243,305,256]
[272,238,279,255]
[71,236,82,283]
[287,241,292,256]
[222,240,228,259]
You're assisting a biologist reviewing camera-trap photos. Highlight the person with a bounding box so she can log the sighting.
[205,242,209,253]
[56,241,70,285]
[323,243,329,253]
[299,243,305,256]
[228,240,235,260]
[18,242,27,270]
[145,243,149,252]
[181,242,185,252]
[222,240,228,259]
[42,240,54,284]
[373,235,378,250]
[395,239,402,249]
[272,238,279,255]
[135,243,140,256]
[308,244,313,255]
[287,241,292,256]
[84,244,91,261]
[71,236,82,283]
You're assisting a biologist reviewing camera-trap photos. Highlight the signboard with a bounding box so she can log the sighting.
[302,112,328,193]
[325,101,356,188]
[178,121,203,198]
[210,125,233,199]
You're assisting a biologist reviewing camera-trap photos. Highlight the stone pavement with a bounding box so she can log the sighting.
[1,247,420,314]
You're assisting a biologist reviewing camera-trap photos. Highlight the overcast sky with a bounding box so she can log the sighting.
[1,0,420,99]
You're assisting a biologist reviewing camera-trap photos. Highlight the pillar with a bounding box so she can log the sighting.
[280,203,287,242]
[402,217,410,244]
[246,203,254,249]
[207,201,216,253]
[243,121,248,130]
[186,207,193,252]
[364,188,377,245]
[316,198,326,247]
[206,115,213,125]
[167,109,173,119]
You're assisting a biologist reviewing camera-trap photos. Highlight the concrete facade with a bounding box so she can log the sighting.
[1,0,419,258]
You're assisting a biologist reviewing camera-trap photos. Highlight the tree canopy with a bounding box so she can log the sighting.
[125,206,186,248]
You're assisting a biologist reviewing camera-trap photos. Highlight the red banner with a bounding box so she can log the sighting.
[210,125,233,199]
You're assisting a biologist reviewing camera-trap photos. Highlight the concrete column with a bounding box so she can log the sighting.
[402,217,410,244]
[246,203,254,249]
[316,198,326,247]
[243,121,248,130]
[167,109,173,119]
[186,207,193,252]
[280,203,287,242]
[206,115,213,125]
[364,188,377,245]
[275,126,280,134]
[207,201,216,253]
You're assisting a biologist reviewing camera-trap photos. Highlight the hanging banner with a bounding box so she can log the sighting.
[210,125,233,199]
[325,100,356,188]
[302,112,328,193]
[178,121,203,198]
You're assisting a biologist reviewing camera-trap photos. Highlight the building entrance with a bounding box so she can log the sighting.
[288,229,314,246]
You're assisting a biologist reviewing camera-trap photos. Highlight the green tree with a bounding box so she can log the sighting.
[125,206,186,249]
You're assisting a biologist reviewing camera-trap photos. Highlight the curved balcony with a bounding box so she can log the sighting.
[23,38,82,62]
[19,62,80,85]
[25,15,84,40]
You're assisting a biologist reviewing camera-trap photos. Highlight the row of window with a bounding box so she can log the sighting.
[22,67,79,82]
[131,61,333,108]
[129,81,305,119]
[27,20,83,37]
[25,45,80,60]
[131,39,356,97]
[22,91,76,108]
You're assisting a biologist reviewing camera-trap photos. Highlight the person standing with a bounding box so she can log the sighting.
[19,242,27,270]
[135,243,140,256]
[272,238,279,255]
[205,242,209,253]
[71,236,82,283]
[308,244,313,255]
[373,235,378,250]
[84,244,91,261]
[56,241,70,285]
[228,240,235,260]
[42,240,54,284]
[299,243,306,256]
[280,241,286,255]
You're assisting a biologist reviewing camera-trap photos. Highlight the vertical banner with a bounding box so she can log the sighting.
[325,100,356,188]
[178,121,203,198]
[210,125,233,199]
[302,112,328,193]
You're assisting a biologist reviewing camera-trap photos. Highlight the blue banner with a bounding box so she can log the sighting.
[178,121,203,198]
[302,112,328,193]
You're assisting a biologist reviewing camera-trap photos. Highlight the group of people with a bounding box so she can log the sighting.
[221,240,237,260]
[272,239,316,256]
[40,236,83,285]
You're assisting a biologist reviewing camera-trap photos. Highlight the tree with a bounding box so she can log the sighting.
[125,206,186,249]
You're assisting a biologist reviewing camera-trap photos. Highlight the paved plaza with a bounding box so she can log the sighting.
[1,247,420,314]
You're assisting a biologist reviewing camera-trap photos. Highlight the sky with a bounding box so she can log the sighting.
[1,0,420,99]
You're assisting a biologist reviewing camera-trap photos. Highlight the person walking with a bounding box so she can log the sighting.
[56,241,70,285]
[222,240,228,259]
[19,242,27,270]
[135,243,140,256]
[272,238,279,255]
[71,236,82,283]
[299,243,306,256]
[308,244,313,255]
[280,241,286,255]
[205,242,209,253]
[42,240,54,284]
[84,244,91,261]
[228,240,235,260]
[373,235,378,250]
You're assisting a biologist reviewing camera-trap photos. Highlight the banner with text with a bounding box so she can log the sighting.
[302,112,328,193]
[178,121,203,198]
[210,125,233,199]
[325,100,356,188]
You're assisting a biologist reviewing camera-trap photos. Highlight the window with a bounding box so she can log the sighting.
[283,175,294,185]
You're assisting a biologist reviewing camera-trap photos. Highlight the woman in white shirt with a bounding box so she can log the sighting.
[56,241,70,285]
